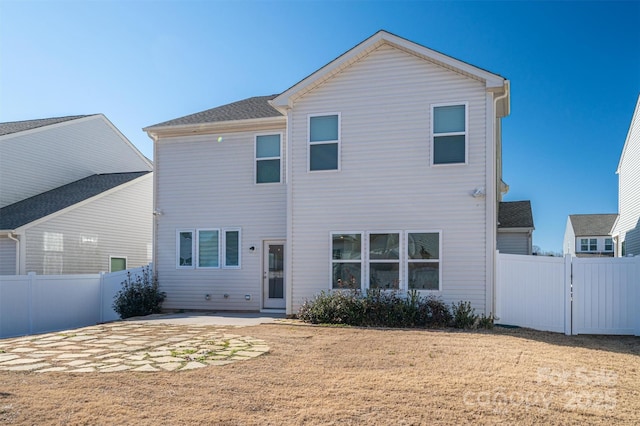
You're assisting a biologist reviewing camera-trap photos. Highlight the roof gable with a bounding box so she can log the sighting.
[569,214,619,237]
[0,172,150,230]
[0,115,93,136]
[498,201,534,229]
[271,30,507,111]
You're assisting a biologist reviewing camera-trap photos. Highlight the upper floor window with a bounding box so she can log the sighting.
[432,104,467,165]
[309,114,340,171]
[256,134,281,184]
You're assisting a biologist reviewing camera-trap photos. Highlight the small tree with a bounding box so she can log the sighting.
[112,266,166,319]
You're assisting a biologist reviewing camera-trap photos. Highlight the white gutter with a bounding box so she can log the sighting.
[489,81,511,316]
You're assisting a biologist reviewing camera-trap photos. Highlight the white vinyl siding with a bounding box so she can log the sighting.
[497,232,531,255]
[614,97,640,256]
[21,173,152,275]
[0,115,151,209]
[0,238,17,275]
[154,124,286,311]
[288,43,490,314]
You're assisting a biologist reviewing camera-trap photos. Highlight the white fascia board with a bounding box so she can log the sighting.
[13,172,152,233]
[144,116,286,139]
[497,227,535,233]
[271,30,507,110]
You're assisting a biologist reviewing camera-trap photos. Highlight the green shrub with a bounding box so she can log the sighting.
[451,301,478,329]
[112,266,166,319]
[478,313,495,329]
[299,290,460,329]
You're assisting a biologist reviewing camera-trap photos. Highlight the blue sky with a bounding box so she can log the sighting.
[1,1,638,253]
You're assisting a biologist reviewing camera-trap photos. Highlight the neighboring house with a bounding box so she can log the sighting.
[497,201,535,255]
[144,30,512,315]
[612,94,640,257]
[563,214,618,257]
[0,114,153,275]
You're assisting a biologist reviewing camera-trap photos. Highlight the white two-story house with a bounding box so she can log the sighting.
[144,31,511,315]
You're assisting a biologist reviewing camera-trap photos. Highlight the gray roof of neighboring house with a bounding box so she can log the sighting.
[0,115,93,136]
[145,95,283,129]
[0,172,150,230]
[498,201,534,229]
[569,214,618,237]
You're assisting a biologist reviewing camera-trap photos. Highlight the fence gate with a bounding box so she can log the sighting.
[496,253,640,336]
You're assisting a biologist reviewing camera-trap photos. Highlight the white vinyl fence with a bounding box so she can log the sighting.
[0,265,151,338]
[496,253,640,336]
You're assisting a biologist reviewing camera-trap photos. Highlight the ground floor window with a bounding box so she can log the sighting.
[330,230,441,291]
[110,256,127,272]
[177,227,241,269]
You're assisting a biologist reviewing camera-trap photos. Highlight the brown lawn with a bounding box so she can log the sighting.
[1,323,639,425]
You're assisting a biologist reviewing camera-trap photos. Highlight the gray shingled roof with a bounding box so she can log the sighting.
[498,201,534,229]
[145,95,283,129]
[0,172,150,230]
[0,115,93,136]
[569,214,618,236]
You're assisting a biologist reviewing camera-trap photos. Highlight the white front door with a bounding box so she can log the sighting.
[262,240,285,309]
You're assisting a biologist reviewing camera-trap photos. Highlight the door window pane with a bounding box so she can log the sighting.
[268,244,284,298]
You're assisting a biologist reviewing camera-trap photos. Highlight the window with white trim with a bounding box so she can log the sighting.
[331,233,363,289]
[369,233,400,290]
[223,228,241,268]
[432,103,467,165]
[176,228,241,269]
[406,232,440,290]
[330,230,442,291]
[255,134,281,184]
[110,256,127,272]
[579,238,597,252]
[197,229,220,268]
[309,113,340,171]
[605,238,613,252]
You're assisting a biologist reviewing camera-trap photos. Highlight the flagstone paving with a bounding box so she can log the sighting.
[0,322,269,373]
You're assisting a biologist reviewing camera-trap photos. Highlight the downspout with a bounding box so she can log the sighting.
[490,81,510,316]
[7,232,20,274]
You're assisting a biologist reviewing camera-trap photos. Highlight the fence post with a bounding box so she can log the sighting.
[564,255,572,336]
[99,272,105,323]
[28,272,36,335]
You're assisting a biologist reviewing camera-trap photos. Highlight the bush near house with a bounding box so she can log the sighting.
[112,266,166,319]
[298,289,493,329]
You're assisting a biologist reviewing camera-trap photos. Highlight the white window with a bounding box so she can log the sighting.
[309,113,340,171]
[223,228,241,268]
[110,257,127,272]
[580,238,597,252]
[177,229,196,268]
[197,229,220,268]
[176,228,241,269]
[605,238,613,252]
[406,232,441,291]
[331,232,363,289]
[255,134,281,184]
[432,103,467,165]
[329,230,442,292]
